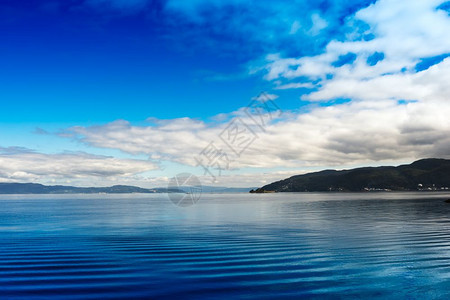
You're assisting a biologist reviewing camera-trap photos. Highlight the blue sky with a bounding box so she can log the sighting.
[0,0,376,123]
[1,0,450,187]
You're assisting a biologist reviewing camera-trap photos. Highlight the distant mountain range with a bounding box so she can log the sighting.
[0,183,255,195]
[251,159,450,193]
[0,183,183,194]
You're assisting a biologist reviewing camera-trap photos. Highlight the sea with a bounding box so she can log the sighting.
[1,192,450,299]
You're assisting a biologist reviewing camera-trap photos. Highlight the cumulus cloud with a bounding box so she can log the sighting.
[306,58,450,102]
[0,147,158,185]
[67,118,213,165]
[262,0,450,88]
[63,93,450,170]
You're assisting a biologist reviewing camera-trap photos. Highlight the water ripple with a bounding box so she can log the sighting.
[1,193,450,299]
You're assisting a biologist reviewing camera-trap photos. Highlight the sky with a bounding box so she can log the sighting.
[0,0,449,188]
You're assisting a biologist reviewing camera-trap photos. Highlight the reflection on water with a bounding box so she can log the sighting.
[1,192,450,299]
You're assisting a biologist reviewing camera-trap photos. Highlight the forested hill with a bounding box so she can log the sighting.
[251,159,450,193]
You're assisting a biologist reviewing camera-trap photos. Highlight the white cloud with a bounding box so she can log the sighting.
[262,0,450,86]
[68,118,214,166]
[63,88,450,171]
[306,58,450,102]
[0,147,158,185]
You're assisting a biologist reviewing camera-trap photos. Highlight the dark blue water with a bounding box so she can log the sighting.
[2,193,450,299]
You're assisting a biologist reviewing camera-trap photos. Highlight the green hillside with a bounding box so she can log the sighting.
[251,159,450,193]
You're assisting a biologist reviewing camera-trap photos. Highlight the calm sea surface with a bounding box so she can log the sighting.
[1,192,450,299]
